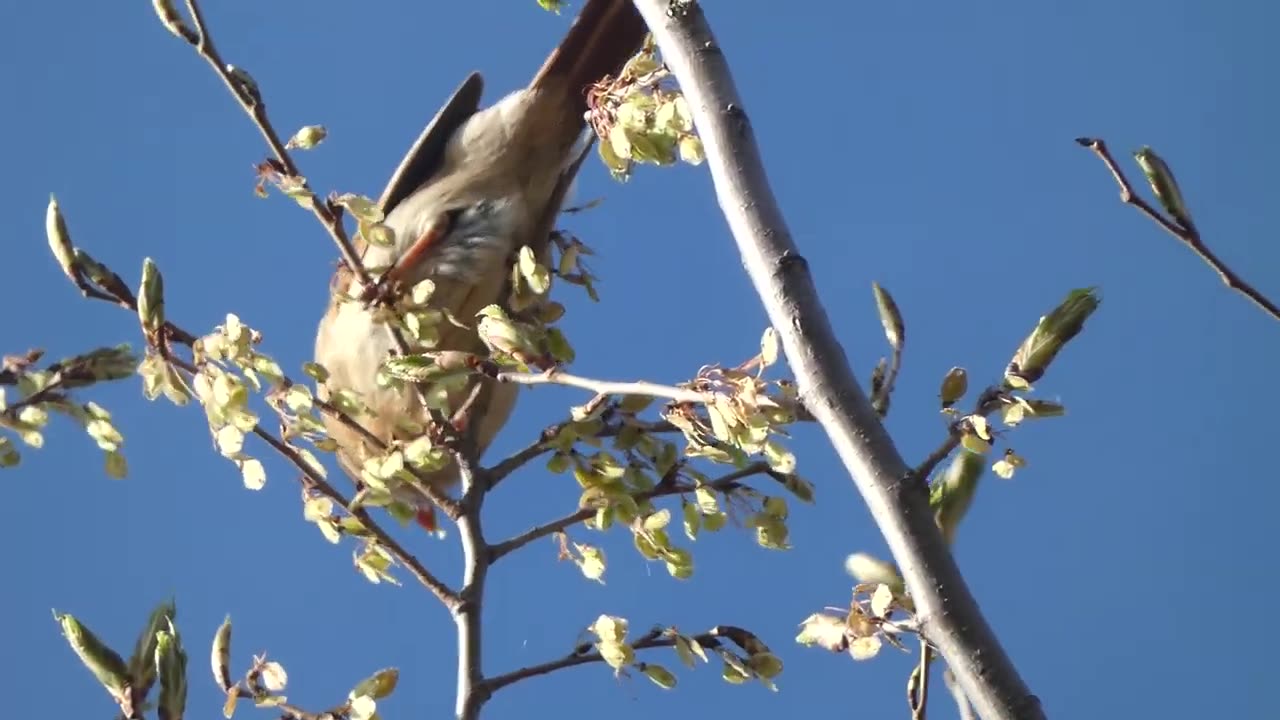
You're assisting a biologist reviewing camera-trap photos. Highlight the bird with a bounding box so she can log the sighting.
[313,0,648,529]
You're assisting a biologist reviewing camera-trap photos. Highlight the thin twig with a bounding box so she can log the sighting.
[489,461,771,561]
[256,427,457,606]
[484,420,574,487]
[178,0,366,283]
[483,628,720,694]
[226,686,324,720]
[631,3,1044,719]
[66,244,462,519]
[913,388,1005,485]
[177,0,454,435]
[0,371,69,421]
[943,667,978,720]
[453,392,492,719]
[1077,137,1280,323]
[498,370,706,404]
[871,342,904,419]
[911,642,934,720]
[163,354,459,607]
[912,434,960,486]
[88,267,460,515]
[485,416,677,487]
[52,242,458,603]
[496,368,800,422]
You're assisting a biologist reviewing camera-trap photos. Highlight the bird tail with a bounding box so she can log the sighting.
[530,0,649,123]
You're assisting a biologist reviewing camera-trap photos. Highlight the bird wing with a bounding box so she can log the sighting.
[378,71,485,216]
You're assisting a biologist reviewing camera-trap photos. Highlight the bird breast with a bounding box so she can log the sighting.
[312,83,576,479]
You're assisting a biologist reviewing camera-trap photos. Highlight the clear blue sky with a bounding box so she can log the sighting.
[4,1,1277,718]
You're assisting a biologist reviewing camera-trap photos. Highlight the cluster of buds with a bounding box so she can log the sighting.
[586,37,705,179]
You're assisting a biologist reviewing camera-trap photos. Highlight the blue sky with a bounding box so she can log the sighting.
[4,1,1278,718]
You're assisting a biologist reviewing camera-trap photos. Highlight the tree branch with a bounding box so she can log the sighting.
[944,667,979,720]
[486,413,678,489]
[1077,137,1280,323]
[63,241,463,519]
[46,234,459,603]
[497,370,705,404]
[177,0,366,283]
[482,627,719,695]
[225,685,325,720]
[453,397,493,720]
[489,461,771,561]
[172,0,459,429]
[631,2,1044,718]
[913,387,1005,482]
[163,354,459,607]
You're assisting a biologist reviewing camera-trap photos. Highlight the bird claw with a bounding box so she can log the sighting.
[357,275,397,308]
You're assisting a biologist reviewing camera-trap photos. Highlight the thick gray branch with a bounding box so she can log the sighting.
[630,2,1044,719]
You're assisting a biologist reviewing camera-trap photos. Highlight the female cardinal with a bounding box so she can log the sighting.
[313,0,647,527]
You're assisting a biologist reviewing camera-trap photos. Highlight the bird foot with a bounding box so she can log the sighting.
[357,274,399,308]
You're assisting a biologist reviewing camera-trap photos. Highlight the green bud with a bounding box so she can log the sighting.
[211,615,232,692]
[137,258,166,336]
[475,305,541,362]
[55,611,131,703]
[332,194,383,223]
[641,662,678,689]
[128,599,176,701]
[155,623,188,720]
[1134,146,1195,232]
[931,451,985,544]
[45,194,79,285]
[872,282,904,350]
[285,125,327,150]
[1005,288,1100,388]
[518,246,552,295]
[226,65,260,103]
[349,667,398,701]
[380,351,476,384]
[939,367,968,409]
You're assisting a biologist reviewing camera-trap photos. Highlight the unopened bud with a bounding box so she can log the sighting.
[939,367,968,409]
[45,194,79,285]
[872,282,904,350]
[1134,146,1195,232]
[138,258,166,336]
[286,125,327,150]
[1005,288,1100,389]
[55,611,131,703]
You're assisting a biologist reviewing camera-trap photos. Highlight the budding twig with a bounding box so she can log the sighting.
[486,416,677,488]
[169,0,461,440]
[172,0,365,284]
[162,354,459,608]
[488,461,774,560]
[909,642,934,720]
[497,370,705,404]
[632,2,1042,717]
[495,369,806,420]
[912,388,1005,483]
[482,627,721,694]
[55,242,458,604]
[1077,137,1280,323]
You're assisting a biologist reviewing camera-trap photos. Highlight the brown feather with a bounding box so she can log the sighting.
[315,0,648,508]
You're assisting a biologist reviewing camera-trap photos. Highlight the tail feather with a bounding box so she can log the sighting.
[531,0,648,120]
